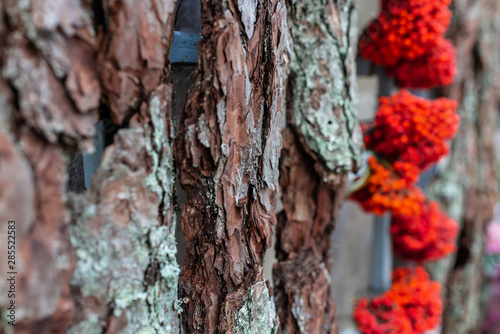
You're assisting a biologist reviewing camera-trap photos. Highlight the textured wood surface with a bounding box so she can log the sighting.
[272,0,362,332]
[174,0,289,332]
[0,0,180,333]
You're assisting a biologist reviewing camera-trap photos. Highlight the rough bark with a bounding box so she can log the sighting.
[425,1,500,333]
[272,0,361,332]
[68,0,179,333]
[0,0,180,333]
[285,0,362,184]
[274,129,347,334]
[0,0,99,332]
[173,0,289,332]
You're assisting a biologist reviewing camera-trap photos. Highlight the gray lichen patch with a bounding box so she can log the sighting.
[288,0,362,175]
[231,282,278,334]
[69,87,179,334]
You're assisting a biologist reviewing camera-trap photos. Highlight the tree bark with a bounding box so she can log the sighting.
[272,0,362,332]
[274,129,347,334]
[0,0,99,332]
[68,0,180,333]
[174,0,289,332]
[0,0,180,333]
[425,1,500,333]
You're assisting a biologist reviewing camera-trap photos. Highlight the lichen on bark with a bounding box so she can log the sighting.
[174,0,289,332]
[272,0,362,332]
[68,0,180,332]
[69,86,180,334]
[286,0,362,183]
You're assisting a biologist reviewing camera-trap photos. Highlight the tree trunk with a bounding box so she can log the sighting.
[0,0,362,332]
[0,0,99,331]
[272,0,362,332]
[173,0,289,332]
[0,0,180,333]
[426,1,500,333]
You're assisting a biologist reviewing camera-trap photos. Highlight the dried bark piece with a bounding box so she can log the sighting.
[174,0,289,332]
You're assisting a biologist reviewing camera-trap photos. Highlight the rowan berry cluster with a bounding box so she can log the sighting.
[349,156,425,216]
[354,267,442,334]
[387,39,457,88]
[359,0,456,88]
[363,90,459,171]
[351,90,460,263]
[391,201,459,263]
[353,1,460,332]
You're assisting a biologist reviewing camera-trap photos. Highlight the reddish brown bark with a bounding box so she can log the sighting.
[0,0,99,332]
[0,0,179,332]
[174,0,289,332]
[98,0,176,125]
[272,0,361,332]
[274,129,347,334]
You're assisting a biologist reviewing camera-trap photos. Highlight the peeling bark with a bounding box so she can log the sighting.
[0,0,99,331]
[272,0,361,332]
[274,129,346,334]
[0,0,179,333]
[425,1,500,333]
[68,0,179,333]
[174,0,289,332]
[98,0,176,125]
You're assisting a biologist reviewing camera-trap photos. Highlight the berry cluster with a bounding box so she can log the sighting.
[354,267,442,334]
[387,39,457,88]
[352,1,460,332]
[363,90,459,171]
[359,0,456,88]
[349,156,425,216]
[391,201,459,263]
[351,91,460,264]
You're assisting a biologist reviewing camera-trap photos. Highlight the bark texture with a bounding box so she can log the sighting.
[274,129,347,334]
[68,0,179,333]
[0,0,180,333]
[425,0,500,333]
[0,0,99,332]
[272,0,361,332]
[174,0,289,332]
[285,0,362,184]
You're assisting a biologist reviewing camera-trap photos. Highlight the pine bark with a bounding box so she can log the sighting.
[0,0,180,333]
[272,0,361,333]
[425,1,500,333]
[0,0,99,332]
[173,0,289,332]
